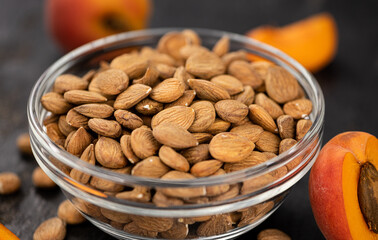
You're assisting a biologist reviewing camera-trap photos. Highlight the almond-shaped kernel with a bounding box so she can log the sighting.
[255,131,281,154]
[57,200,85,225]
[191,160,223,177]
[132,215,174,232]
[211,184,240,202]
[63,90,107,104]
[154,63,176,79]
[17,133,32,156]
[279,138,298,154]
[182,29,201,45]
[110,53,148,79]
[159,145,190,172]
[257,229,291,240]
[164,90,196,108]
[153,123,198,149]
[196,214,233,237]
[133,66,159,86]
[46,122,66,146]
[186,51,226,79]
[152,191,184,207]
[157,32,189,61]
[32,167,56,188]
[283,99,313,119]
[114,109,143,130]
[101,209,131,224]
[150,78,185,103]
[250,61,274,81]
[66,127,93,156]
[206,168,230,196]
[64,131,74,149]
[233,85,255,106]
[206,118,231,135]
[151,106,195,129]
[120,135,140,164]
[296,119,313,140]
[179,44,208,60]
[209,132,255,162]
[160,222,189,239]
[131,127,160,159]
[277,115,295,139]
[43,114,59,126]
[33,217,66,240]
[95,137,127,168]
[159,171,206,198]
[232,116,252,127]
[192,133,213,144]
[188,79,230,102]
[181,144,210,165]
[87,76,113,99]
[66,109,88,128]
[131,156,170,178]
[88,118,122,138]
[74,103,114,118]
[212,36,230,57]
[173,66,193,89]
[230,124,264,143]
[114,84,152,110]
[140,46,176,66]
[255,93,284,119]
[215,100,249,123]
[241,174,276,195]
[70,144,95,184]
[188,101,216,133]
[94,69,129,95]
[0,172,21,194]
[50,118,69,142]
[53,74,88,94]
[135,98,164,115]
[116,186,151,202]
[228,60,263,89]
[90,167,130,192]
[222,50,248,67]
[211,75,243,95]
[224,151,268,173]
[248,104,278,133]
[265,66,299,104]
[123,222,158,238]
[238,202,274,227]
[41,92,72,115]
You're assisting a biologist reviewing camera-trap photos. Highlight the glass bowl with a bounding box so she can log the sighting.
[27,28,324,239]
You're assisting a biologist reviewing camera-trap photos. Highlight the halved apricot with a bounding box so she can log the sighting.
[247,13,338,73]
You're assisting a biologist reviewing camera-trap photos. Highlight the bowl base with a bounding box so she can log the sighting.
[84,202,281,240]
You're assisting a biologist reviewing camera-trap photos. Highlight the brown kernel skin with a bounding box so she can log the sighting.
[17,132,33,156]
[57,200,85,224]
[257,228,291,240]
[32,167,56,188]
[0,172,21,194]
[33,217,66,240]
[38,32,314,235]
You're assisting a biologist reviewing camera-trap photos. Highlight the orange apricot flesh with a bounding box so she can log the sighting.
[0,223,20,240]
[247,12,338,73]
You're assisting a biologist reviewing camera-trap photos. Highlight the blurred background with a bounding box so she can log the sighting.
[0,0,377,239]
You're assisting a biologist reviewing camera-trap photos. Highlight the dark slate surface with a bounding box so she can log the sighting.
[0,0,377,239]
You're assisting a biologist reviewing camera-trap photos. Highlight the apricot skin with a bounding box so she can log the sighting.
[45,0,151,52]
[309,132,378,240]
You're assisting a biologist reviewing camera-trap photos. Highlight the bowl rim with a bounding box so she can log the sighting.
[27,27,325,188]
